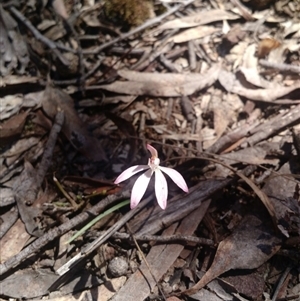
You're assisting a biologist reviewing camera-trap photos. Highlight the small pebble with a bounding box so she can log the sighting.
[107,257,128,278]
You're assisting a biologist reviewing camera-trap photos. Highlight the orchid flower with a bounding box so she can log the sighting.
[114,144,189,210]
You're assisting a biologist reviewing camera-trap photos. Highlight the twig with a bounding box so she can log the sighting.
[14,112,64,236]
[62,19,86,91]
[9,6,73,66]
[0,190,130,277]
[15,111,64,211]
[188,41,196,70]
[129,225,167,301]
[36,111,64,188]
[206,120,259,154]
[132,28,178,70]
[0,157,22,183]
[194,41,212,65]
[109,232,214,246]
[245,104,300,146]
[53,174,78,209]
[83,0,197,55]
[271,266,293,301]
[260,59,300,74]
[276,294,300,301]
[230,0,254,21]
[82,57,104,80]
[0,207,18,239]
[159,54,179,73]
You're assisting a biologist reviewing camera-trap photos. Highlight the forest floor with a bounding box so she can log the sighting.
[0,0,300,300]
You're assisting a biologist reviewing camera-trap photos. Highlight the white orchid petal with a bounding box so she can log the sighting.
[154,169,168,210]
[114,165,149,184]
[147,144,158,158]
[130,169,153,209]
[159,166,189,193]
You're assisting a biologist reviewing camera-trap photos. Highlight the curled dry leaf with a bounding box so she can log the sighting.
[239,67,275,89]
[218,69,300,102]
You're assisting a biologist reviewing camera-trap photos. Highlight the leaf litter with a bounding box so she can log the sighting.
[0,0,300,301]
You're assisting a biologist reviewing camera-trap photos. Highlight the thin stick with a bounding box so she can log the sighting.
[129,226,167,301]
[9,6,73,66]
[260,59,300,74]
[110,232,214,246]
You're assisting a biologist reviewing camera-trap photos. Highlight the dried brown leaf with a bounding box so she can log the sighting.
[263,160,299,237]
[0,6,17,75]
[0,269,59,298]
[52,0,69,19]
[105,112,137,162]
[97,276,126,300]
[257,38,281,59]
[0,75,39,87]
[236,172,278,228]
[0,111,28,145]
[0,95,23,120]
[0,6,29,75]
[242,44,257,69]
[221,144,279,166]
[184,215,282,296]
[0,218,30,263]
[100,65,220,97]
[2,137,40,158]
[43,85,107,161]
[159,9,240,29]
[0,188,15,207]
[170,26,219,43]
[13,161,44,237]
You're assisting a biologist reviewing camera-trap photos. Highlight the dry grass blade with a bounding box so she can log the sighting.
[236,171,277,227]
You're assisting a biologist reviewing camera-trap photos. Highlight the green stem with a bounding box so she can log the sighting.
[67,199,130,244]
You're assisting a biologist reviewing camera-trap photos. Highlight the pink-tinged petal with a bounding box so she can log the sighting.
[159,166,189,193]
[130,169,153,209]
[154,169,168,210]
[147,144,158,158]
[114,165,149,184]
